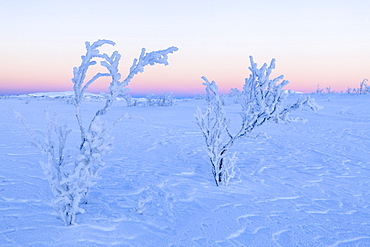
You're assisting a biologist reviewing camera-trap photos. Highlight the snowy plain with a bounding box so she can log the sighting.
[1,93,369,246]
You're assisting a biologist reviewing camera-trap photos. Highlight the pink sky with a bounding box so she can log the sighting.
[1,48,366,96]
[1,0,369,96]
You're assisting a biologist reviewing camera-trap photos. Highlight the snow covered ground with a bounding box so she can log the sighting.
[1,93,369,246]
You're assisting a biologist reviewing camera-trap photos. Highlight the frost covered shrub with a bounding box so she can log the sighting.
[228,88,242,103]
[145,92,157,106]
[120,92,175,107]
[195,78,237,186]
[157,92,174,106]
[314,84,324,94]
[144,92,175,106]
[346,79,369,94]
[16,39,177,225]
[196,56,320,186]
[314,84,335,94]
[120,93,140,107]
[358,79,369,94]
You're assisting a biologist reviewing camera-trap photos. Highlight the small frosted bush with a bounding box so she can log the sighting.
[16,39,177,225]
[196,56,320,186]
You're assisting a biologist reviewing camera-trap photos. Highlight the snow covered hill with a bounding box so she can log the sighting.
[1,93,369,246]
[1,91,105,101]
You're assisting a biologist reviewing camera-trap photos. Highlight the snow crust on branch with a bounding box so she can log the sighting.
[195,77,236,186]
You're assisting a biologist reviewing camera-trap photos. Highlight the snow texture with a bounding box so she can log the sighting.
[2,93,370,246]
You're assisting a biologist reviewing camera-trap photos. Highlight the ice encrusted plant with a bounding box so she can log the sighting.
[195,78,237,186]
[196,56,321,186]
[145,92,175,106]
[16,39,177,225]
[347,79,369,94]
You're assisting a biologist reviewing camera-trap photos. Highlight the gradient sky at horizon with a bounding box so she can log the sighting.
[1,0,369,96]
